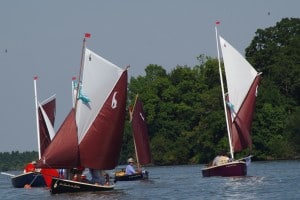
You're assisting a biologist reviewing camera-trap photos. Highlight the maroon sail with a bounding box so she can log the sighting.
[131,96,151,165]
[37,109,79,168]
[38,96,56,156]
[229,76,261,152]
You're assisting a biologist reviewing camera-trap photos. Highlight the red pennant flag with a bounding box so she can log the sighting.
[215,21,220,25]
[85,33,91,38]
[34,76,38,80]
[72,76,76,80]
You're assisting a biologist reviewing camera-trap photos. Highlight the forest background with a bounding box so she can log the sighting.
[1,18,299,170]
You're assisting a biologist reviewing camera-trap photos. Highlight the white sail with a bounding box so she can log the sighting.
[219,36,258,121]
[76,48,124,143]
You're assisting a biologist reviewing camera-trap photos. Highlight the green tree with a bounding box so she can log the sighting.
[0,151,38,171]
[246,18,300,159]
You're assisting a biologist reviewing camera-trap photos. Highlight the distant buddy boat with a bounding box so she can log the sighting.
[202,24,262,177]
[114,94,152,182]
[10,81,56,188]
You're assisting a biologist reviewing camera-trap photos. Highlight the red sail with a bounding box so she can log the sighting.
[79,70,128,170]
[38,97,56,156]
[132,97,152,165]
[229,75,261,152]
[37,109,79,168]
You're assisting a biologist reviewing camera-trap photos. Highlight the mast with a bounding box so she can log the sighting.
[33,76,41,159]
[215,23,234,159]
[132,94,141,170]
[74,33,89,111]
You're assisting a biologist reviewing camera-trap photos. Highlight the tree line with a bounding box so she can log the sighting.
[1,18,299,170]
[0,151,38,171]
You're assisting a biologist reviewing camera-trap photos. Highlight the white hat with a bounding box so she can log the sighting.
[127,158,135,163]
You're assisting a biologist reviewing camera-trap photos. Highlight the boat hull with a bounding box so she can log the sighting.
[202,161,247,177]
[114,171,149,182]
[11,172,46,188]
[50,177,114,194]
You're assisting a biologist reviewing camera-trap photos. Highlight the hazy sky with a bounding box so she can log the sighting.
[0,0,299,152]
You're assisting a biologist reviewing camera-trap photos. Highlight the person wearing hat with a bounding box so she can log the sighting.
[24,161,37,173]
[125,158,138,175]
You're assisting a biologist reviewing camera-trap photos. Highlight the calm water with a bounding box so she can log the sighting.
[1,160,300,199]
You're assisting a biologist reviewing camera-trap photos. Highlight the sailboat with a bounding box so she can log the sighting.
[36,33,128,194]
[10,77,56,188]
[114,94,151,181]
[201,24,262,177]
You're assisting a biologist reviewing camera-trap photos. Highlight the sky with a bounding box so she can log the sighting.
[0,0,299,152]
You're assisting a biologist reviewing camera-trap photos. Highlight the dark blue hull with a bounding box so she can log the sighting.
[11,172,46,188]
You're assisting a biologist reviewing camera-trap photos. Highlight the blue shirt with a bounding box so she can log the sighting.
[125,164,136,175]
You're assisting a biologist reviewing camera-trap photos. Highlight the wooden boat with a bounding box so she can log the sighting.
[114,170,149,182]
[11,171,46,188]
[202,22,262,177]
[114,95,151,181]
[202,161,247,177]
[10,87,56,188]
[37,33,128,194]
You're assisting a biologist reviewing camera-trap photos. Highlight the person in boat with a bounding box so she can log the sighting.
[23,161,37,173]
[89,169,109,185]
[58,169,66,178]
[212,152,230,166]
[71,166,86,182]
[125,158,140,175]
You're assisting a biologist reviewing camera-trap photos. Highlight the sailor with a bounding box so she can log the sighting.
[125,158,139,175]
[24,161,36,173]
[71,166,85,181]
[59,169,65,178]
[212,152,229,166]
[89,169,107,185]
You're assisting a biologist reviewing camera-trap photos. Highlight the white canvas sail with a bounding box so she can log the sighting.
[76,48,125,143]
[219,36,258,121]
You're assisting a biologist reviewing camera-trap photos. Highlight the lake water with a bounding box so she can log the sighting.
[1,160,300,199]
